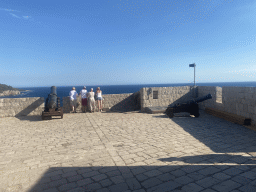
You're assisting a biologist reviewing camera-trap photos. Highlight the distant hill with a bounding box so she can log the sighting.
[0,83,23,93]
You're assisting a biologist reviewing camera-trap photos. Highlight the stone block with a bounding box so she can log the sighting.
[242,104,248,113]
[248,105,254,114]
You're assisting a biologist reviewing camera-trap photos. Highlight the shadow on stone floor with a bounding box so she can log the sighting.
[159,154,256,164]
[15,115,43,121]
[24,163,256,192]
[169,110,256,154]
[15,115,63,121]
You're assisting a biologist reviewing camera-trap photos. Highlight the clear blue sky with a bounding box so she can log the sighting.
[1,0,256,87]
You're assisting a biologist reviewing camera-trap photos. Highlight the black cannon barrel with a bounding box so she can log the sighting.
[51,86,57,95]
[165,94,212,118]
[192,94,212,103]
[46,86,57,109]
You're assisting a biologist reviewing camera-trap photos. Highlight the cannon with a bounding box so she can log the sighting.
[165,94,212,118]
[42,86,63,120]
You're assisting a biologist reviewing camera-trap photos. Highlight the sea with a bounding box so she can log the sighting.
[2,82,256,106]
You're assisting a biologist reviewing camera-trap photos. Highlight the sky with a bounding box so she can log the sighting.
[0,0,256,87]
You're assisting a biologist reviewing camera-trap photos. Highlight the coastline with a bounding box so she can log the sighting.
[0,89,29,97]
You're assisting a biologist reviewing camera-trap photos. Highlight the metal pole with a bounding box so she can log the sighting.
[194,63,196,87]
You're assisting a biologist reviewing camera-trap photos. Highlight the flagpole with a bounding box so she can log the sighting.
[194,63,196,87]
[189,63,196,97]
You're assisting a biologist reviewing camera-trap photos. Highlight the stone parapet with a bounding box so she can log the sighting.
[140,86,197,111]
[198,86,256,126]
[62,91,140,113]
[0,97,44,117]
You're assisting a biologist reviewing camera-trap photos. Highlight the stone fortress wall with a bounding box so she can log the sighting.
[139,86,197,111]
[1,86,256,126]
[62,92,140,113]
[198,86,256,125]
[0,97,44,118]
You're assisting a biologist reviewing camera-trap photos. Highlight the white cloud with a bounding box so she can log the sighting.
[1,7,31,20]
[22,16,31,19]
[9,13,20,18]
[0,8,19,12]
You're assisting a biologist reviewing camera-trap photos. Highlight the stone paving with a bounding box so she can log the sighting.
[1,110,256,192]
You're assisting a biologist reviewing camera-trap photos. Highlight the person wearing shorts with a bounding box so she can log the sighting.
[96,87,103,112]
[69,87,78,113]
[87,88,95,113]
[79,86,88,113]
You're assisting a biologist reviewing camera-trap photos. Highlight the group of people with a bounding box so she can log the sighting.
[69,86,103,113]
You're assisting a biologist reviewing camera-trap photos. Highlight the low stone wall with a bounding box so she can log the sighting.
[140,86,197,111]
[198,86,256,126]
[0,97,44,117]
[63,91,140,113]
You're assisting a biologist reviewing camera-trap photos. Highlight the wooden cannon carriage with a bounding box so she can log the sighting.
[42,86,63,120]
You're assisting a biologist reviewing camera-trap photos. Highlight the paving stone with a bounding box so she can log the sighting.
[156,173,175,181]
[82,170,101,178]
[198,167,221,176]
[48,178,68,188]
[249,179,256,186]
[58,182,78,192]
[99,167,118,174]
[181,183,204,192]
[230,156,250,164]
[100,179,113,187]
[141,178,162,189]
[143,169,162,177]
[77,178,93,186]
[92,174,108,182]
[67,175,83,182]
[83,183,102,191]
[171,169,186,177]
[126,178,141,190]
[187,172,205,181]
[196,177,220,188]
[212,173,231,180]
[97,188,110,192]
[62,171,78,178]
[77,167,93,175]
[181,165,204,173]
[110,175,125,184]
[136,174,148,181]
[106,170,122,177]
[231,175,252,185]
[122,172,134,179]
[174,176,194,185]
[131,167,147,175]
[212,180,241,192]
[148,180,181,192]
[108,183,128,192]
[133,190,146,192]
[223,167,243,176]
[236,165,250,171]
[67,187,85,192]
[43,188,59,192]
[239,185,256,192]
[45,170,63,178]
[157,166,180,173]
[200,189,216,192]
[240,171,256,180]
[50,175,62,181]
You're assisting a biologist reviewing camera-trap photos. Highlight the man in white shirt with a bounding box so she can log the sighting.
[79,86,88,113]
[69,87,78,113]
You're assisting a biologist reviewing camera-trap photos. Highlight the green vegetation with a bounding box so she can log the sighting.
[0,83,23,93]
